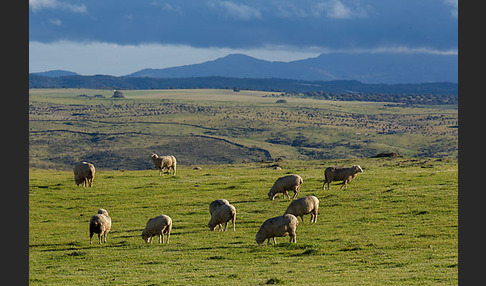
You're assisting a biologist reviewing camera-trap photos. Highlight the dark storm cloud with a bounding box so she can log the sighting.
[29,0,458,51]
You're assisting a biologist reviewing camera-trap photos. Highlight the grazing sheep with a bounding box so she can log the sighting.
[89,209,111,245]
[255,214,299,245]
[141,215,172,244]
[208,200,236,231]
[74,162,96,187]
[150,153,177,176]
[322,165,363,191]
[209,199,230,230]
[268,174,303,200]
[284,195,319,223]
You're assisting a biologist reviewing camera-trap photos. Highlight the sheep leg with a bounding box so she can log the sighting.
[166,232,170,244]
[104,233,108,243]
[149,236,153,244]
[232,218,236,231]
[98,233,102,245]
[292,186,300,199]
[290,230,296,243]
[223,222,228,232]
[159,234,163,244]
[323,180,331,191]
[89,232,94,245]
[340,180,348,190]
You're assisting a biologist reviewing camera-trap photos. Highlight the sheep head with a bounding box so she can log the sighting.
[353,165,363,173]
[141,230,150,243]
[268,190,276,200]
[255,231,266,245]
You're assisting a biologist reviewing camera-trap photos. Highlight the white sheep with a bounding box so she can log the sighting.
[74,162,96,187]
[208,200,236,231]
[268,174,303,200]
[209,199,230,231]
[255,214,299,245]
[150,153,177,176]
[89,208,111,245]
[322,165,363,190]
[141,215,172,244]
[284,195,319,223]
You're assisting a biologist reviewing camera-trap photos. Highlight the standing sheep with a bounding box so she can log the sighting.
[268,174,303,200]
[74,162,96,187]
[255,214,299,245]
[150,153,177,176]
[208,200,236,232]
[141,215,172,244]
[322,165,363,191]
[284,195,319,223]
[89,209,111,245]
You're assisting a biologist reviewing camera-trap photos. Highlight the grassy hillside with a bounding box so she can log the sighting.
[29,157,457,285]
[29,89,458,170]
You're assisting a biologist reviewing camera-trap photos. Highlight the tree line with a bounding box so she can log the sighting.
[29,74,458,104]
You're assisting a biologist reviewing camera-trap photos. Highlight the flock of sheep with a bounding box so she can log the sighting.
[74,154,363,246]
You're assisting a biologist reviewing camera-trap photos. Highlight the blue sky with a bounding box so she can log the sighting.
[29,0,458,76]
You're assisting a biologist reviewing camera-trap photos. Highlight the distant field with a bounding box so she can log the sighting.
[29,88,457,170]
[29,157,458,285]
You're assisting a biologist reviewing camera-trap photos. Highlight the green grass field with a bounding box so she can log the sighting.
[29,157,457,285]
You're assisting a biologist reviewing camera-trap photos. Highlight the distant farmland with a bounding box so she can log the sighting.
[29,88,457,170]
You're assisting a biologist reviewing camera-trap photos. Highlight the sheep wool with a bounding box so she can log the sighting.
[74,162,96,187]
[284,195,319,223]
[268,174,303,200]
[255,214,299,245]
[208,200,236,232]
[322,165,363,190]
[150,153,177,176]
[89,208,111,245]
[141,215,172,244]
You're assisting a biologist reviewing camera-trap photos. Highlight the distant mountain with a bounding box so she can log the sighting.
[127,53,458,84]
[32,70,80,77]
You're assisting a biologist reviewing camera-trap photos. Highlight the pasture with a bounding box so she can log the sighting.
[29,88,458,170]
[29,157,457,285]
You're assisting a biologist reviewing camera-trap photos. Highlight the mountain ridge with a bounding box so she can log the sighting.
[126,52,458,84]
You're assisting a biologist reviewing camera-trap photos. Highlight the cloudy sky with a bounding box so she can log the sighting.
[29,0,458,76]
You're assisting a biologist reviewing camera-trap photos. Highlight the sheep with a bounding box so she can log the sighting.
[150,153,177,176]
[89,209,111,245]
[322,165,363,191]
[268,174,303,200]
[255,214,299,245]
[141,215,172,244]
[208,199,230,230]
[208,200,236,231]
[283,195,319,223]
[74,162,96,187]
